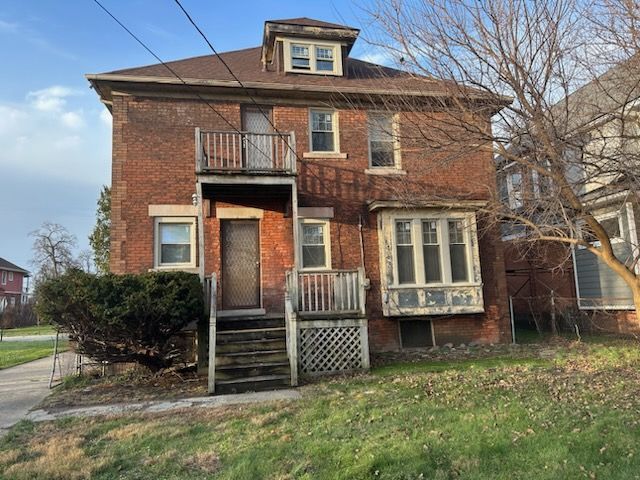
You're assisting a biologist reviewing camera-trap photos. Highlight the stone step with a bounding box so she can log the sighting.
[217,317,285,332]
[216,349,288,367]
[216,338,286,354]
[215,361,290,380]
[216,327,286,343]
[215,374,291,395]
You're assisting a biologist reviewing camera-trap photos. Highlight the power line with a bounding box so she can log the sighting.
[91,0,261,149]
[172,0,301,161]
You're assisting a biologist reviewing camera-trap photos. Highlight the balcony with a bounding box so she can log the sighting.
[196,128,297,175]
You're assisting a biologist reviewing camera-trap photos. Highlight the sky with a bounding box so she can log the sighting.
[0,0,386,274]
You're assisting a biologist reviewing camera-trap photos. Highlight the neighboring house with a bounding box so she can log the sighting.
[498,57,640,333]
[88,17,512,393]
[0,257,30,312]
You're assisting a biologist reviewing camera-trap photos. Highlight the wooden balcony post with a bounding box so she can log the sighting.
[358,267,366,316]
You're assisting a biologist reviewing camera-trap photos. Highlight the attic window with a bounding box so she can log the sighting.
[283,38,343,76]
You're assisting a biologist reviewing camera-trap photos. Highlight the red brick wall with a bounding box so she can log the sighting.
[110,94,510,351]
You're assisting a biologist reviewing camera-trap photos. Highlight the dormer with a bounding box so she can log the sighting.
[261,17,360,77]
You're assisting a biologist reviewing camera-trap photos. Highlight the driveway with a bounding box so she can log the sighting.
[0,352,74,434]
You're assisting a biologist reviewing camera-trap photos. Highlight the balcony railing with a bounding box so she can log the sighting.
[286,268,366,316]
[196,128,296,174]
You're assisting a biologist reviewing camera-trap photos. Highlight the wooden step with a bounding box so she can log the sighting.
[216,361,290,380]
[217,317,285,332]
[216,338,286,354]
[216,327,286,343]
[216,349,288,367]
[215,374,291,394]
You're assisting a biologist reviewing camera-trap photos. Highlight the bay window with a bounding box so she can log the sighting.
[388,213,479,286]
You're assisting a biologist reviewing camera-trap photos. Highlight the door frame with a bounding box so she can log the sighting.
[220,218,264,314]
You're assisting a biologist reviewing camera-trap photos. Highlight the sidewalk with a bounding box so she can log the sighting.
[26,389,301,423]
[0,351,75,434]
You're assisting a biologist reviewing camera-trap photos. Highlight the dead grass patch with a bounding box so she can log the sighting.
[183,450,221,474]
[3,434,106,480]
[103,421,156,441]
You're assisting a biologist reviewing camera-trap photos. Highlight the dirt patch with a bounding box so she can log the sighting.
[183,450,221,474]
[41,369,208,411]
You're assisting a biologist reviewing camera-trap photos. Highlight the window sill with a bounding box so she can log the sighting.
[388,282,482,290]
[149,266,199,274]
[303,152,348,160]
[365,168,406,176]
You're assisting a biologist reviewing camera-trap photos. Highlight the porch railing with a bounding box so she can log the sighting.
[290,268,366,316]
[196,128,296,174]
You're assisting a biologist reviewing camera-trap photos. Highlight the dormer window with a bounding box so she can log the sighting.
[282,38,343,76]
[291,44,310,70]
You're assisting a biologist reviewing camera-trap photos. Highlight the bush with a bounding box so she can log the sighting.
[36,269,204,371]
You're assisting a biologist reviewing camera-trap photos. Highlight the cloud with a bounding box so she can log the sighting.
[358,50,396,66]
[99,108,112,127]
[27,86,81,112]
[0,17,76,60]
[61,111,85,129]
[0,85,110,185]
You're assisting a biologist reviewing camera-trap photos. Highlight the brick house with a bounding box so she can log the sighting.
[88,17,511,393]
[0,257,30,312]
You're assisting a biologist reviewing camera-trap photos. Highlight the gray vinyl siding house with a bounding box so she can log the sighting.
[574,202,639,309]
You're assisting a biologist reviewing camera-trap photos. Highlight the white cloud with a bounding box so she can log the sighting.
[61,111,85,129]
[0,85,110,185]
[358,50,396,66]
[99,108,112,127]
[27,86,81,112]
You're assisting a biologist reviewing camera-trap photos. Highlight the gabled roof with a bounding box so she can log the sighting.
[0,258,29,275]
[266,17,355,31]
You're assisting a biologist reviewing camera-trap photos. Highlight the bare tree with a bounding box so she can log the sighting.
[30,222,78,282]
[361,0,640,315]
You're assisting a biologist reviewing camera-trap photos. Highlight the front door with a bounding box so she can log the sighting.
[221,220,261,310]
[242,106,273,170]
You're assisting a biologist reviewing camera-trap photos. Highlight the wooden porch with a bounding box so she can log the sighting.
[204,267,369,394]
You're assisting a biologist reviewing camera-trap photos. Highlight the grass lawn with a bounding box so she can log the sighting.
[0,325,55,338]
[0,340,67,370]
[2,337,640,479]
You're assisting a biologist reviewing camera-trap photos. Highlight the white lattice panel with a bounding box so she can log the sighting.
[299,325,364,374]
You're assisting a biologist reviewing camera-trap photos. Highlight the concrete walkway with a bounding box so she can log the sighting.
[0,352,75,435]
[26,389,301,423]
[1,334,67,342]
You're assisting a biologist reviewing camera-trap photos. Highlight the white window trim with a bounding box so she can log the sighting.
[506,171,523,209]
[153,217,197,270]
[281,37,343,76]
[367,112,402,170]
[577,208,626,249]
[308,108,340,154]
[8,272,13,282]
[298,218,332,271]
[1,271,6,285]
[386,211,481,288]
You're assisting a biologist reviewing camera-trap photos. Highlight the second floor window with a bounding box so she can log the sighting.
[368,113,398,168]
[506,172,523,209]
[1,271,6,285]
[8,272,13,282]
[310,110,337,152]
